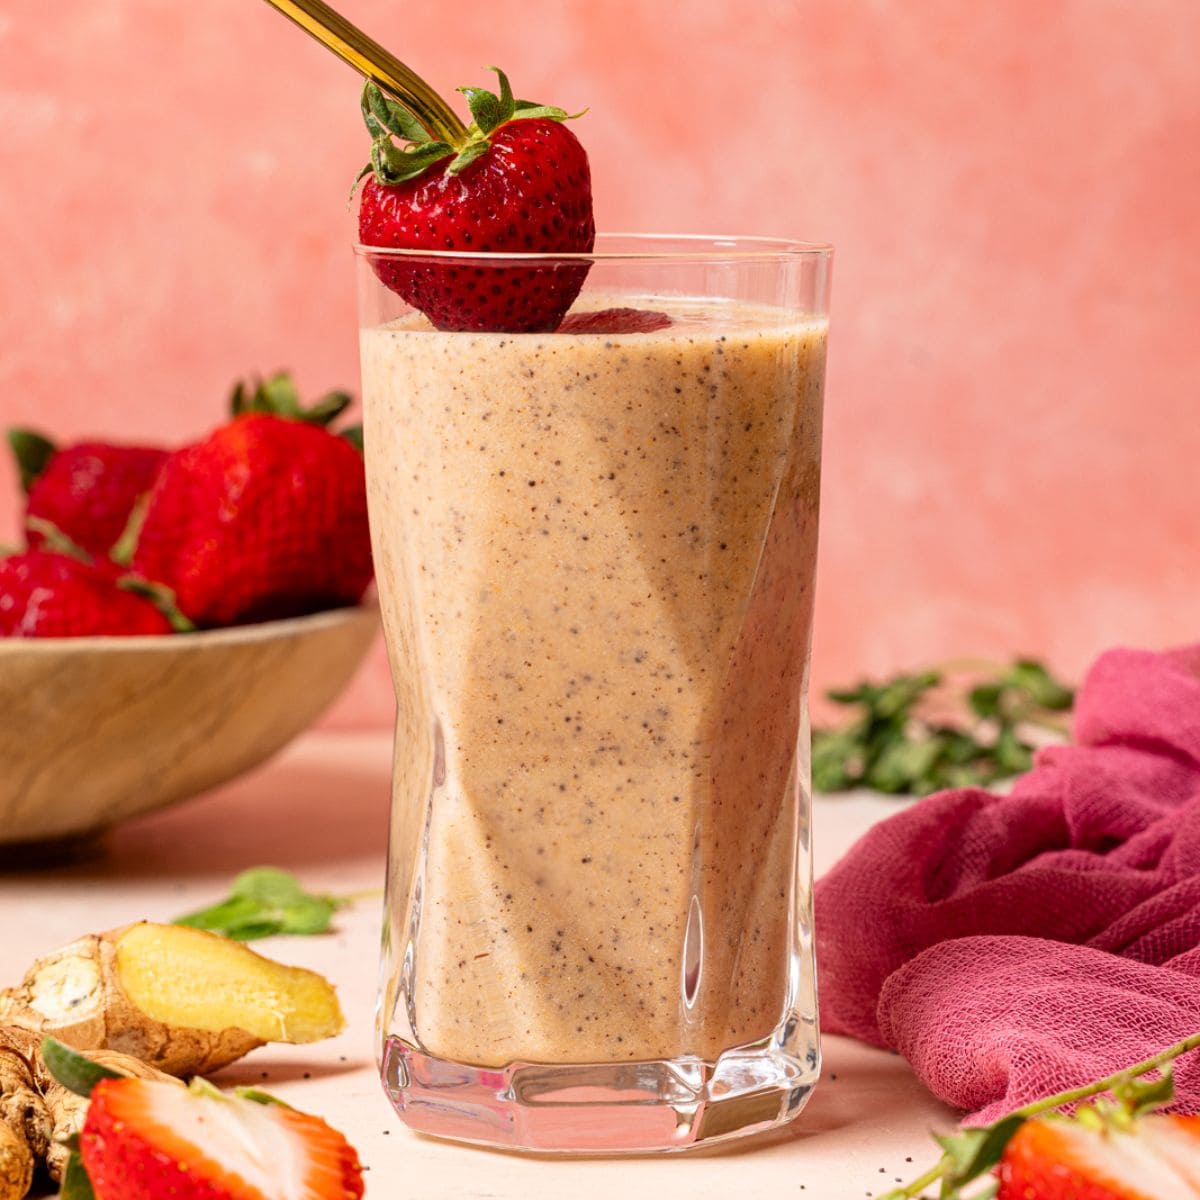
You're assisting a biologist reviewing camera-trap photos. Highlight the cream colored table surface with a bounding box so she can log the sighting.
[0,730,955,1200]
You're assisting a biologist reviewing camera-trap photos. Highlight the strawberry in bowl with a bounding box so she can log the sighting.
[0,375,379,850]
[8,429,167,559]
[131,374,373,628]
[0,550,173,638]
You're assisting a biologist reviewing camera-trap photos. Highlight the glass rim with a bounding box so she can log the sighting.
[353,232,833,263]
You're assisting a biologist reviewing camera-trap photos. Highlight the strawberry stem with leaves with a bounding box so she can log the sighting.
[357,67,580,189]
[879,1029,1200,1199]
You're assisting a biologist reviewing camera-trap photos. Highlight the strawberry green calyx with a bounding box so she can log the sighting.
[24,516,92,562]
[118,577,196,633]
[42,1037,125,1099]
[229,373,354,427]
[357,67,582,188]
[7,428,56,492]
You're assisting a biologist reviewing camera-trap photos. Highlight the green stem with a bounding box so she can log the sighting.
[877,1030,1200,1200]
[1013,1030,1200,1119]
[879,1160,945,1200]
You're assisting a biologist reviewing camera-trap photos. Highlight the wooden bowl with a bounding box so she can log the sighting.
[0,604,379,848]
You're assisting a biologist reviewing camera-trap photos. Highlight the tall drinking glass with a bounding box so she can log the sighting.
[358,235,832,1153]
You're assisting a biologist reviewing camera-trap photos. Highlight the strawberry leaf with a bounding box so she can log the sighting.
[372,138,455,184]
[361,82,431,145]
[488,66,516,124]
[460,66,520,134]
[459,85,502,135]
[42,1037,124,1098]
[230,373,298,418]
[300,390,353,427]
[447,139,490,176]
[512,101,585,122]
[340,424,364,453]
[934,1115,1026,1189]
[7,428,56,492]
[256,373,302,417]
[1114,1067,1175,1118]
[60,1151,96,1200]
[230,374,354,427]
[117,577,195,633]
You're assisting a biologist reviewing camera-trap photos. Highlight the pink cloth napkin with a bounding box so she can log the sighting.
[814,644,1200,1123]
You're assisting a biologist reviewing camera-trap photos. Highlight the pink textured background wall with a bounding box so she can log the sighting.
[1,1,1197,726]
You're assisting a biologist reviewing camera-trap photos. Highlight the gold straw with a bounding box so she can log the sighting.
[261,0,468,145]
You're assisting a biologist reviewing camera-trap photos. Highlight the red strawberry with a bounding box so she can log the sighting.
[356,69,594,332]
[131,375,372,627]
[0,550,172,637]
[997,1112,1200,1199]
[8,429,167,558]
[81,1077,364,1200]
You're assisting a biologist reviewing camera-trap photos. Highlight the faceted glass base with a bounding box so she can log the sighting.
[380,1029,818,1154]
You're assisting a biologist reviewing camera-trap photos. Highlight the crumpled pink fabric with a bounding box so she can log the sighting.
[814,644,1200,1123]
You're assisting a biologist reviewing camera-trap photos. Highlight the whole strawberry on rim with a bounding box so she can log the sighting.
[357,67,594,333]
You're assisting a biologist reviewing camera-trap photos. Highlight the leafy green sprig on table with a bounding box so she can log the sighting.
[812,659,1074,796]
[172,867,370,941]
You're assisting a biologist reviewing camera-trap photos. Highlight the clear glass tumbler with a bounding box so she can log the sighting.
[359,235,831,1153]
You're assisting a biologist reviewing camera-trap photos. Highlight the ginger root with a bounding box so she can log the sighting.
[0,1029,48,1200]
[0,921,345,1198]
[1,921,344,1076]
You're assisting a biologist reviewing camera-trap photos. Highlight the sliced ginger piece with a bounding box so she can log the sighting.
[1,922,344,1078]
[115,923,343,1045]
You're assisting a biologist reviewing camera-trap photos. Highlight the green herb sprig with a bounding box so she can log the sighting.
[812,658,1074,796]
[172,867,372,941]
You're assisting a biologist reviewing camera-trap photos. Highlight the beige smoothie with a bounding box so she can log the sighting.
[364,298,826,1067]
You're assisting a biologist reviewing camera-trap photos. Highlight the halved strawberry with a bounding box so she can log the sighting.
[356,68,594,332]
[557,308,672,335]
[997,1113,1200,1199]
[81,1077,364,1200]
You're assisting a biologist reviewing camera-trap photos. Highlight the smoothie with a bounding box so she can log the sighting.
[364,298,826,1067]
